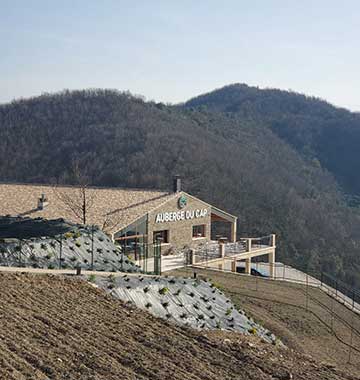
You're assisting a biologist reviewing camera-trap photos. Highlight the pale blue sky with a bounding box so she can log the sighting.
[1,0,360,110]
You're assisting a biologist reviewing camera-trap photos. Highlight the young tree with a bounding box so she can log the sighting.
[53,161,96,225]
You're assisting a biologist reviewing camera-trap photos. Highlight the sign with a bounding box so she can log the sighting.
[155,208,208,223]
[178,194,187,209]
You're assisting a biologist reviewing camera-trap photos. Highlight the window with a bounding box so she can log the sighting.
[193,224,206,238]
[153,230,169,244]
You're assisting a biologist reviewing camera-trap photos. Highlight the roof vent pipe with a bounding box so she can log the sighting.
[37,193,49,210]
[173,176,181,193]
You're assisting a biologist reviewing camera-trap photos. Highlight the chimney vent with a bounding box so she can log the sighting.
[173,176,181,193]
[38,193,49,210]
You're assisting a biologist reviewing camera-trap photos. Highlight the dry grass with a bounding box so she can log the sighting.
[171,267,360,377]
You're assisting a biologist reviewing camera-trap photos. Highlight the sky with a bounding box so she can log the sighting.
[1,0,360,110]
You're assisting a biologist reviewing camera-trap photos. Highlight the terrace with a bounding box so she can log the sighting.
[190,234,276,277]
[133,234,276,275]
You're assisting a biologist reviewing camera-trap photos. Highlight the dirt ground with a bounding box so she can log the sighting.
[0,272,358,380]
[171,267,360,377]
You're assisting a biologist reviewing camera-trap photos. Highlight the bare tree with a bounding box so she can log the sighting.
[53,161,96,225]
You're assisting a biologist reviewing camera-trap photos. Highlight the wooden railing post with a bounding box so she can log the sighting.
[190,250,195,265]
[271,234,276,247]
[231,219,237,243]
[246,238,252,252]
[219,242,225,258]
[231,259,236,272]
[245,258,251,275]
[269,250,275,278]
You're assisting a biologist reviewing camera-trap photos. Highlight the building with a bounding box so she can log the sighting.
[0,178,275,274]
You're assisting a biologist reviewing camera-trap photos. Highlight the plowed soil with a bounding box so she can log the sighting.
[0,272,358,380]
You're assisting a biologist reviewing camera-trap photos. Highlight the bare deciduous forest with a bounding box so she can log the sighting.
[1,87,360,288]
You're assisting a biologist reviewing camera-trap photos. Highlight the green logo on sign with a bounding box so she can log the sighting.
[178,195,187,209]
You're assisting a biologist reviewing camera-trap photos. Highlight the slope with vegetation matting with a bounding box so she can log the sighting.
[0,217,140,272]
[95,274,277,342]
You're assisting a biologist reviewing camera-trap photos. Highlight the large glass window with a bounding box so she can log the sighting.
[114,216,147,260]
[153,230,169,244]
[193,224,206,238]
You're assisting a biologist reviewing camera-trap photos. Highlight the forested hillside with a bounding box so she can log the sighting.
[1,89,360,288]
[185,84,360,201]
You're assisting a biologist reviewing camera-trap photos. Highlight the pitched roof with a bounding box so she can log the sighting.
[0,183,176,234]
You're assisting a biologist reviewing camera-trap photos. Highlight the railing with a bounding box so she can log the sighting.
[250,235,273,249]
[192,242,220,263]
[224,240,247,256]
[224,234,275,258]
[192,234,275,264]
[178,263,360,366]
[320,272,360,313]
[190,260,360,316]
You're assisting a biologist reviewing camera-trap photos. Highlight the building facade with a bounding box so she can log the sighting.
[0,180,237,255]
[114,191,237,257]
[0,180,275,275]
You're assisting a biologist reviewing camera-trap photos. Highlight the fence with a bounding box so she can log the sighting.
[191,242,220,264]
[249,235,273,249]
[189,235,275,265]
[0,227,163,274]
[133,241,162,275]
[192,260,360,314]
[224,241,247,256]
[320,271,360,311]
[256,262,360,315]
[181,261,360,366]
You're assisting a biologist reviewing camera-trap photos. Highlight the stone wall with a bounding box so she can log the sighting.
[147,192,211,253]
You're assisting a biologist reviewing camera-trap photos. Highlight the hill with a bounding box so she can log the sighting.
[172,267,360,376]
[1,90,360,288]
[185,83,360,201]
[0,272,356,380]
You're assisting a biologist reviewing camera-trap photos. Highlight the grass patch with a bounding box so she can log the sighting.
[159,287,169,295]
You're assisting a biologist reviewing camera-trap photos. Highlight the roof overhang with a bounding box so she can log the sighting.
[181,192,237,222]
[210,205,237,223]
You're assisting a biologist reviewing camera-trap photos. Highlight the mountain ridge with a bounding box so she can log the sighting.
[185,83,360,197]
